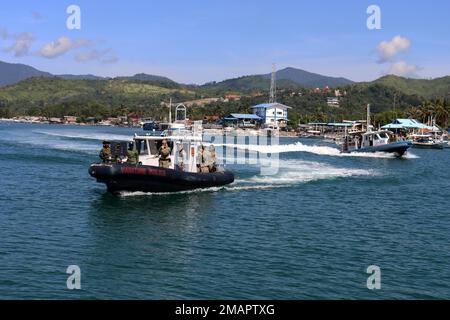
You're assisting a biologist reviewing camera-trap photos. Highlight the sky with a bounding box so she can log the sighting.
[0,0,449,84]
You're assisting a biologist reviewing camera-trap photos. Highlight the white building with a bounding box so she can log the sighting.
[251,102,291,128]
[327,97,340,107]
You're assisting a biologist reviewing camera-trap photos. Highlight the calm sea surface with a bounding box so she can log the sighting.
[1,122,449,299]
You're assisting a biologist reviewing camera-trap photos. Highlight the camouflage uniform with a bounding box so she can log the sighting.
[126,149,139,164]
[196,145,210,173]
[99,146,112,163]
[158,145,171,168]
[204,145,217,172]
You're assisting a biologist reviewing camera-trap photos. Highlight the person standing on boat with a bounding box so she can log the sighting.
[204,145,217,172]
[158,139,171,168]
[99,141,112,163]
[196,145,209,173]
[175,143,186,171]
[126,142,139,165]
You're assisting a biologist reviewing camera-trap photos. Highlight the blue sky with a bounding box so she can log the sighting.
[0,0,449,83]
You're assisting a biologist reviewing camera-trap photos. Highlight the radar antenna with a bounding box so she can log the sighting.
[269,63,276,103]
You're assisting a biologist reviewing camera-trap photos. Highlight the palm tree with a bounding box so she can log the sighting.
[407,106,422,120]
[434,100,449,128]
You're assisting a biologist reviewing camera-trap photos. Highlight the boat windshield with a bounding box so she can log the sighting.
[378,132,389,139]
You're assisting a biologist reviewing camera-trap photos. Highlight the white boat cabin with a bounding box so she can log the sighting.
[346,130,392,150]
[132,134,206,173]
[361,130,390,147]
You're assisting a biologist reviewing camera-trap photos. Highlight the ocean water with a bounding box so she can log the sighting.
[0,122,449,299]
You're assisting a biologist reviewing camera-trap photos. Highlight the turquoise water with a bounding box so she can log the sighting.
[0,122,449,299]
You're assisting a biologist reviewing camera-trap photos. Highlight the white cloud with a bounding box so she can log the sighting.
[377,35,411,63]
[75,49,119,64]
[4,32,35,57]
[387,61,420,77]
[39,36,90,58]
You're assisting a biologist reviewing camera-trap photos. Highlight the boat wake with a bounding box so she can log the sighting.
[34,130,132,142]
[221,142,419,159]
[118,159,375,197]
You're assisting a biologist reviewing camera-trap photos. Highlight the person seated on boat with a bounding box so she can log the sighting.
[126,142,139,165]
[158,139,171,168]
[99,140,112,163]
[112,144,124,164]
[204,144,217,173]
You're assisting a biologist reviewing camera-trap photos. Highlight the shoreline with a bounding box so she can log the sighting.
[0,118,300,138]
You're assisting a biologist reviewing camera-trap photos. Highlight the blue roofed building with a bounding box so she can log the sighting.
[251,102,292,128]
[381,119,433,130]
[222,113,262,128]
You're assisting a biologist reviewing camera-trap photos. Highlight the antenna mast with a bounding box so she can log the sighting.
[366,104,371,132]
[269,63,276,103]
[168,98,172,124]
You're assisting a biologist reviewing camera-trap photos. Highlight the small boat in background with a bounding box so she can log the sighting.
[341,104,412,157]
[341,130,412,157]
[409,133,445,149]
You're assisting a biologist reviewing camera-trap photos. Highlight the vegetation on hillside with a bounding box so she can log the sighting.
[0,75,449,128]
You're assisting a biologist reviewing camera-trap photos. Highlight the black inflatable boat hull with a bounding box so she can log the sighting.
[89,163,235,193]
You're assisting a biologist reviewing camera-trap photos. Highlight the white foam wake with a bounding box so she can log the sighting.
[220,142,418,159]
[118,159,374,197]
[34,130,132,142]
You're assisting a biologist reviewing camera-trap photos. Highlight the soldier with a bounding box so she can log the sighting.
[158,139,171,168]
[204,144,217,172]
[99,140,112,163]
[175,143,186,171]
[196,144,209,173]
[112,144,123,164]
[126,142,139,165]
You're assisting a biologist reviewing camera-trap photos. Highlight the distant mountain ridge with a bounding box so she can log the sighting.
[0,61,52,86]
[0,60,449,100]
[263,67,354,87]
[116,73,175,83]
[0,60,353,89]
[0,60,177,86]
[370,75,450,99]
[201,67,354,92]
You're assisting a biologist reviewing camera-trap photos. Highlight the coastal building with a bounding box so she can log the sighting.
[63,116,78,124]
[381,118,432,131]
[127,112,141,126]
[251,102,291,128]
[300,121,367,136]
[327,97,340,107]
[224,94,241,102]
[203,115,220,123]
[223,113,261,128]
[49,117,63,124]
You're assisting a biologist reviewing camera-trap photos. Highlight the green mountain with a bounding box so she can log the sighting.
[0,60,179,87]
[116,73,175,83]
[0,77,197,116]
[370,75,450,99]
[58,74,106,81]
[201,75,299,93]
[0,61,52,86]
[263,67,354,87]
[201,67,354,93]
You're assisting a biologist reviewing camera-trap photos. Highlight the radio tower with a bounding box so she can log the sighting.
[269,63,276,103]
